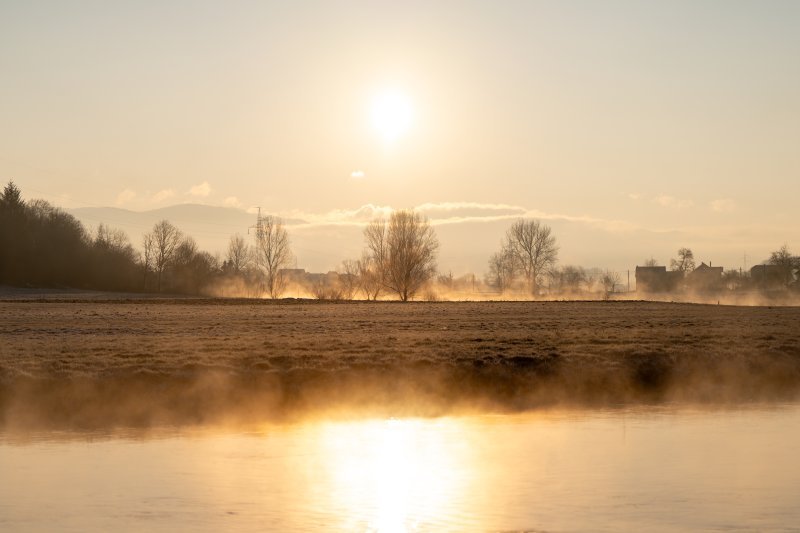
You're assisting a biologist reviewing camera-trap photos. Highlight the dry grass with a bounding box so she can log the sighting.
[1,300,799,429]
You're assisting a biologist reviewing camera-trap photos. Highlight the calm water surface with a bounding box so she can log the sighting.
[1,405,799,532]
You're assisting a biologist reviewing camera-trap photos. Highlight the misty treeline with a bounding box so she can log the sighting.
[483,219,623,297]
[0,182,443,299]
[3,181,797,299]
[223,209,439,301]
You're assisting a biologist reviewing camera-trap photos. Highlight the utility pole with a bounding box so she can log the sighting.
[627,270,630,293]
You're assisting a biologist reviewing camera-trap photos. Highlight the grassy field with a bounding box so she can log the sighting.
[1,299,799,429]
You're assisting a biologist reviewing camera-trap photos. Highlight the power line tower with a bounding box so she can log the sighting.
[248,207,264,293]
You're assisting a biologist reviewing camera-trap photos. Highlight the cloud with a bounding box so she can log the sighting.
[350,170,366,179]
[415,201,526,221]
[286,204,393,226]
[282,202,637,234]
[710,198,737,213]
[188,181,212,197]
[654,194,693,209]
[223,196,242,208]
[627,192,643,201]
[115,189,136,206]
[151,189,176,203]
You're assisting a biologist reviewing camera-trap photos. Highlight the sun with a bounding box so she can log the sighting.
[371,90,413,143]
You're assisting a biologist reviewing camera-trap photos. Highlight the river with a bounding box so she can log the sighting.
[2,404,799,531]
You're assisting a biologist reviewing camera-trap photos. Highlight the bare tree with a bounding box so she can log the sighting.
[311,276,343,300]
[768,245,799,286]
[356,252,382,300]
[95,223,129,251]
[670,247,695,274]
[437,271,454,289]
[487,246,518,293]
[226,233,251,274]
[142,233,154,290]
[145,219,182,292]
[254,214,292,299]
[643,257,659,267]
[503,219,558,296]
[601,270,621,295]
[552,265,587,294]
[337,259,359,300]
[364,210,439,301]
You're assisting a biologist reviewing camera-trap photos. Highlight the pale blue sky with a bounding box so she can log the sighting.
[1,1,798,272]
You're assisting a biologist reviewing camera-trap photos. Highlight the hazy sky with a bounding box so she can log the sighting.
[2,1,798,274]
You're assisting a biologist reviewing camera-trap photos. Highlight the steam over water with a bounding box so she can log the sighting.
[2,406,800,531]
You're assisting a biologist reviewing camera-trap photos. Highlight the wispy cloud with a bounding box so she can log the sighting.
[115,188,136,206]
[415,201,526,219]
[188,181,212,197]
[151,189,175,203]
[285,204,393,226]
[710,198,737,213]
[350,170,366,179]
[223,196,242,208]
[282,202,637,234]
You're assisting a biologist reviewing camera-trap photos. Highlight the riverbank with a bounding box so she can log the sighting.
[1,300,799,429]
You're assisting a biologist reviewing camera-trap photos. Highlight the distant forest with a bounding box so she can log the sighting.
[0,182,215,294]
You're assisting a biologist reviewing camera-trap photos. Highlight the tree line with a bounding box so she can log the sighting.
[2,180,797,298]
[0,181,445,299]
[0,182,140,290]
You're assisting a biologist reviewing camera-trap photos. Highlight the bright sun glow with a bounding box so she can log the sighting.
[321,418,465,531]
[371,90,413,143]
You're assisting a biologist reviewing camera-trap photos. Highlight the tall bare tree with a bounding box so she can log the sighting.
[670,247,695,274]
[503,219,558,296]
[226,233,251,274]
[254,214,292,299]
[146,219,182,292]
[364,210,438,301]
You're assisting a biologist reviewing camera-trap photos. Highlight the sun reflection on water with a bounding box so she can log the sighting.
[318,418,469,532]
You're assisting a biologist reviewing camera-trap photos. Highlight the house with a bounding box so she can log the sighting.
[635,266,682,292]
[278,268,309,283]
[688,262,723,290]
[750,264,784,287]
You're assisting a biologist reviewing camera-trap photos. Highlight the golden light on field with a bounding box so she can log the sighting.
[371,90,413,143]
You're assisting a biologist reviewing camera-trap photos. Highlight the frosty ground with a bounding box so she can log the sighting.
[1,299,799,430]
